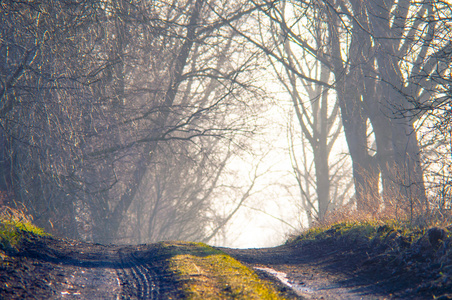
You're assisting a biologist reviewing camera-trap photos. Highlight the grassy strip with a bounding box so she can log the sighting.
[163,241,286,300]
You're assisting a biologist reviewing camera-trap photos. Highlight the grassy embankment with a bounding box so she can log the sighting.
[288,219,452,298]
[0,207,49,256]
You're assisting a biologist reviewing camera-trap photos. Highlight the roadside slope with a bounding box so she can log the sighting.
[223,221,452,300]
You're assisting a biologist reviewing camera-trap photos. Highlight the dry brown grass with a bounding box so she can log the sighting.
[317,164,451,230]
[0,206,33,224]
[320,200,452,231]
[0,191,33,224]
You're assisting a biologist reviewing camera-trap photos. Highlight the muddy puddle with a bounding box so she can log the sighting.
[255,267,314,294]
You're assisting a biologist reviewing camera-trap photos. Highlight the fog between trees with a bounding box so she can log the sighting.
[0,0,450,246]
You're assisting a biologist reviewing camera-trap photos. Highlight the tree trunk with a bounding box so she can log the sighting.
[336,82,380,212]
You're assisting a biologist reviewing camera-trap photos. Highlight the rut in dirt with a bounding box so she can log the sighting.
[115,245,184,299]
[0,236,185,300]
[57,244,186,299]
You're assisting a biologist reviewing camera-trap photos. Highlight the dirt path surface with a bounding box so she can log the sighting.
[221,233,451,300]
[0,235,183,299]
[0,233,445,299]
[221,245,391,300]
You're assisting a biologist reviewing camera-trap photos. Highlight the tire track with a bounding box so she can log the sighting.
[1,236,186,299]
[116,248,179,299]
[118,250,147,299]
[131,253,159,298]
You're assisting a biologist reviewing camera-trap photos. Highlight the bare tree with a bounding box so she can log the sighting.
[0,0,107,237]
[247,0,451,220]
[267,7,352,221]
[0,0,270,243]
[323,0,451,217]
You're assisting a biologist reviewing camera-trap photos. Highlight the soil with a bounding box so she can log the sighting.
[0,234,184,299]
[0,232,451,299]
[221,241,426,299]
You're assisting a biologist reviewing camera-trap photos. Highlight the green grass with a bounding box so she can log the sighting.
[162,241,286,299]
[0,220,49,252]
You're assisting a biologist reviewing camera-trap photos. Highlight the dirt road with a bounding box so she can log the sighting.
[0,237,185,299]
[222,245,392,299]
[0,233,448,299]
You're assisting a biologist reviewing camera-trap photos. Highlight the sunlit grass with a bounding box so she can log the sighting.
[163,241,286,299]
[0,206,49,254]
[0,220,49,251]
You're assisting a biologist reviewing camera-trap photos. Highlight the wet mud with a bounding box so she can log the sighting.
[0,235,183,299]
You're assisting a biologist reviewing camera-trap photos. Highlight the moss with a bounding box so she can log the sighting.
[163,241,286,299]
[0,220,49,252]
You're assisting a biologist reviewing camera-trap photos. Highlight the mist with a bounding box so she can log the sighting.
[0,0,450,248]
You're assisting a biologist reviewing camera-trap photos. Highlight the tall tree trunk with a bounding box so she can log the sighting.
[368,0,428,216]
[336,82,379,212]
[329,9,380,212]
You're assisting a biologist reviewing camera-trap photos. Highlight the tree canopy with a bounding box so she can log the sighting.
[1,0,450,245]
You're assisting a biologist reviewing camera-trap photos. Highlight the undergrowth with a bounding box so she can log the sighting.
[288,219,427,244]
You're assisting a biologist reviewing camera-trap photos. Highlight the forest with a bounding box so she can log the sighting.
[0,0,451,246]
